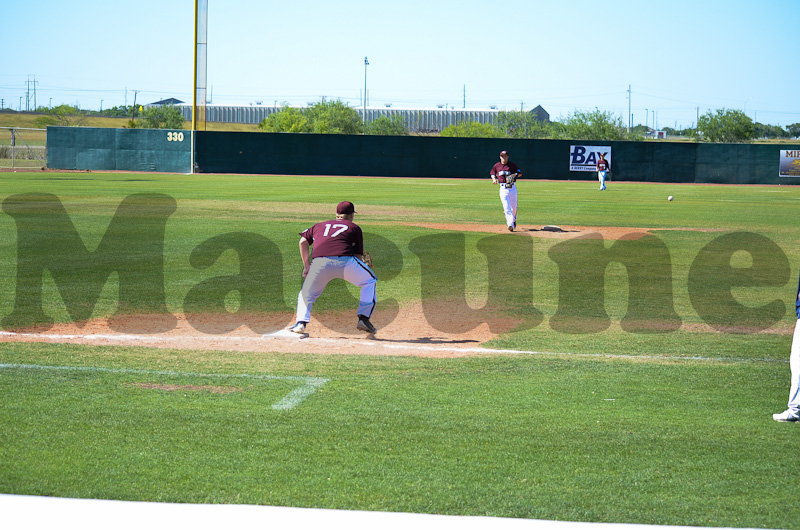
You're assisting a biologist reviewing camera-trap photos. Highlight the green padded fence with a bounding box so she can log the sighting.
[195,131,799,185]
[47,127,191,173]
[47,127,799,184]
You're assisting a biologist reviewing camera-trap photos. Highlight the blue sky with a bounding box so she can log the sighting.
[2,0,798,129]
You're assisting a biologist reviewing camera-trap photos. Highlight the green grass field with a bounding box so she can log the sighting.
[1,172,799,528]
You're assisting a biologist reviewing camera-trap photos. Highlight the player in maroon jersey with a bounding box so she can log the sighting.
[490,150,522,231]
[596,152,611,190]
[288,201,377,335]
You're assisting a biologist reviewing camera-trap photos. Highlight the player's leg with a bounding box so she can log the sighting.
[295,258,340,324]
[509,185,518,227]
[598,170,606,190]
[774,318,800,421]
[344,257,377,319]
[500,187,514,230]
[787,318,800,414]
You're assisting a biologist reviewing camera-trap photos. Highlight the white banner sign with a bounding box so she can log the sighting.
[569,145,612,172]
[779,150,800,177]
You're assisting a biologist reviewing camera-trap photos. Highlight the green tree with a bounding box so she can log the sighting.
[258,106,312,133]
[364,115,409,136]
[697,108,754,143]
[787,123,800,138]
[138,105,185,129]
[440,121,502,138]
[555,110,635,141]
[100,105,133,118]
[33,115,58,128]
[40,104,87,127]
[754,122,788,139]
[258,100,363,134]
[305,99,363,134]
[495,110,551,138]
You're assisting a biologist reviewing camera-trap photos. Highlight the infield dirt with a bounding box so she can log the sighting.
[0,224,724,358]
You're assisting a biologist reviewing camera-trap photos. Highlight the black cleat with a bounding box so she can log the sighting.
[356,315,377,333]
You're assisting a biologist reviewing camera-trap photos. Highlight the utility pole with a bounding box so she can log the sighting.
[132,90,139,122]
[627,84,631,132]
[24,75,38,112]
[463,84,466,109]
[363,57,369,113]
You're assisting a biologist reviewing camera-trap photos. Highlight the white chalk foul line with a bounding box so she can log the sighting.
[0,330,785,364]
[306,337,785,364]
[0,363,329,411]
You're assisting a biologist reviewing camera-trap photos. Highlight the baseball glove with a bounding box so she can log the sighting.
[504,172,517,188]
[361,252,373,268]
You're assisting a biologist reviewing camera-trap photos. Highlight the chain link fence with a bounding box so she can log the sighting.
[0,127,47,168]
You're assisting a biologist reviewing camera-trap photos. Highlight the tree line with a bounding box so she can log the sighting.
[28,104,185,130]
[257,101,800,142]
[18,101,800,142]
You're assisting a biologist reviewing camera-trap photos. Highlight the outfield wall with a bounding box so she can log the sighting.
[195,131,798,185]
[47,127,191,173]
[47,127,799,185]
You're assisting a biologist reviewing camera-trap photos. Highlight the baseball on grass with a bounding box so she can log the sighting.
[668,195,674,201]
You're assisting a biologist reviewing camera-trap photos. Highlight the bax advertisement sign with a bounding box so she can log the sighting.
[569,145,611,172]
[779,150,800,177]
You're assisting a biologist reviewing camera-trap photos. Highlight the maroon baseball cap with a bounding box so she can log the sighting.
[336,201,356,214]
[500,150,509,156]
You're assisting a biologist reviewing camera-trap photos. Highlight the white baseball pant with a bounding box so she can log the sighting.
[598,170,608,189]
[786,318,800,416]
[296,255,376,323]
[499,184,517,228]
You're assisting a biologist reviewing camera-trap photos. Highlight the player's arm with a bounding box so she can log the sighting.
[299,237,311,278]
[490,169,498,184]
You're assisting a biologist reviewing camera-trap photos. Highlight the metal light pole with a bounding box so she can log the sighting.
[627,84,631,132]
[645,108,648,129]
[363,56,369,121]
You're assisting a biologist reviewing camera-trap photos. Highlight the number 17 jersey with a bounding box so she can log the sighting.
[300,219,364,259]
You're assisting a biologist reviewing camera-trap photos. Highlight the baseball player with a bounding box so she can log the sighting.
[596,151,611,190]
[288,201,377,335]
[490,150,522,231]
[773,269,800,422]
